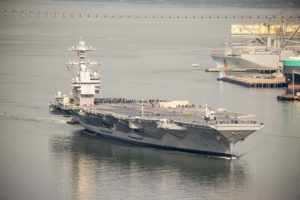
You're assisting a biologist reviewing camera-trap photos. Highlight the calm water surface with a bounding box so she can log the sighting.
[0,1,300,200]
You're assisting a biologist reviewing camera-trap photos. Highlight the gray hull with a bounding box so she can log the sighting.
[73,112,235,157]
[211,54,278,69]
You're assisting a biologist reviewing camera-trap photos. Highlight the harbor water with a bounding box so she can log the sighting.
[0,1,300,199]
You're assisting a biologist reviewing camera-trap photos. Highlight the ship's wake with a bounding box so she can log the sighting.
[0,112,67,125]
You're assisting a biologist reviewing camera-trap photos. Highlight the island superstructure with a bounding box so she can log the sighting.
[50,39,264,158]
[49,39,100,113]
[67,40,101,106]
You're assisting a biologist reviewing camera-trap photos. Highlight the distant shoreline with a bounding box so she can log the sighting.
[52,0,300,8]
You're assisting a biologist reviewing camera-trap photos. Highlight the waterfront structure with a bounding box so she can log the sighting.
[211,23,300,70]
[221,75,286,88]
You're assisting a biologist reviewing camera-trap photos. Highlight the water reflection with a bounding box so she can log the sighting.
[50,129,247,199]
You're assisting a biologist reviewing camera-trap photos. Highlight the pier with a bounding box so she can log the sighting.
[221,76,287,88]
[205,68,277,73]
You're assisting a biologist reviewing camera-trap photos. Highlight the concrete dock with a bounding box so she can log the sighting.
[221,76,287,88]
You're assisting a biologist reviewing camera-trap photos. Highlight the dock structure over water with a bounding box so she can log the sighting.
[205,68,277,74]
[221,76,287,88]
[252,68,278,74]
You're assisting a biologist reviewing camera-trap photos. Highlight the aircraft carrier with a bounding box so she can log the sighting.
[50,39,264,158]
